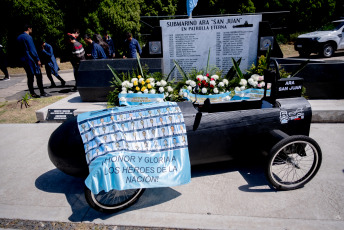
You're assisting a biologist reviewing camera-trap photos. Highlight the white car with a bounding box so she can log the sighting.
[294,19,344,58]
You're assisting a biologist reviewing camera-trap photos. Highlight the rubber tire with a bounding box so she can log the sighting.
[266,135,322,191]
[298,50,310,58]
[321,43,334,58]
[85,186,145,213]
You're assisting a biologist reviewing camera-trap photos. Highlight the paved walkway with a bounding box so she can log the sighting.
[0,123,343,229]
[0,70,76,103]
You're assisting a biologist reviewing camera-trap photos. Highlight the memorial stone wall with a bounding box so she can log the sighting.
[160,15,262,80]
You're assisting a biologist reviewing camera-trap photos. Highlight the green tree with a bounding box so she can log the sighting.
[0,0,65,65]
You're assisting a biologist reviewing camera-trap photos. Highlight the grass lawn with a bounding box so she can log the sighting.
[0,95,67,123]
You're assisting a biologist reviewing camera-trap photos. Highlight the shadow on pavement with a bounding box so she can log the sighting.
[35,169,181,222]
[191,155,275,193]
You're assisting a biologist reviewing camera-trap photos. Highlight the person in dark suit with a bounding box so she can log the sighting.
[16,24,50,98]
[40,41,65,88]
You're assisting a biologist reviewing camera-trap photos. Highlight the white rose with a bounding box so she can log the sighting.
[211,74,219,80]
[120,91,127,94]
[137,92,142,94]
[203,76,208,82]
[131,78,138,83]
[150,89,156,94]
[156,82,161,86]
[150,82,155,87]
[190,81,196,87]
[160,80,167,86]
[122,81,131,88]
[258,82,265,88]
[222,79,229,85]
[210,80,216,86]
[239,79,247,86]
[248,78,254,86]
[148,77,155,82]
[144,89,149,94]
[196,75,203,81]
[251,74,259,81]
[201,88,207,94]
[186,80,191,85]
[138,78,144,83]
[121,87,127,92]
[128,90,134,93]
[218,82,224,87]
[235,87,241,92]
[240,86,246,91]
[187,86,192,91]
[159,87,164,93]
[167,86,173,92]
[214,88,219,94]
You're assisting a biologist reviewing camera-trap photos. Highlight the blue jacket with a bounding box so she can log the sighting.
[124,38,142,58]
[104,36,115,57]
[17,32,41,75]
[41,43,59,75]
[91,42,107,59]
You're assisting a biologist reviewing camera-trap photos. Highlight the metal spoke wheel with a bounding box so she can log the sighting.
[85,186,145,213]
[266,135,322,190]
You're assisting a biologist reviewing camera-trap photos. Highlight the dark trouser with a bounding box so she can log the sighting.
[0,63,9,78]
[73,63,80,88]
[46,67,64,85]
[23,65,45,95]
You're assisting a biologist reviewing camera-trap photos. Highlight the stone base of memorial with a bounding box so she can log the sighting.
[77,59,163,102]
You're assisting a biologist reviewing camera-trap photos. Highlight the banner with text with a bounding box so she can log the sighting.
[160,15,262,81]
[119,93,165,106]
[77,102,191,194]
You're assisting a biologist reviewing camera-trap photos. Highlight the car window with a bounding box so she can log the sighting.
[318,21,344,31]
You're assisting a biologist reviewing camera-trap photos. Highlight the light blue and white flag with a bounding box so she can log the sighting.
[77,102,191,194]
[182,89,232,104]
[232,88,271,100]
[187,0,199,17]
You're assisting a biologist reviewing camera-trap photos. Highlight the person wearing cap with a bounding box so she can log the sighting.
[16,24,51,98]
[123,32,141,59]
[67,33,85,91]
[83,34,107,59]
[40,41,65,88]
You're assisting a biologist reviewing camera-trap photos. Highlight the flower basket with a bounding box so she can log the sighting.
[118,93,165,106]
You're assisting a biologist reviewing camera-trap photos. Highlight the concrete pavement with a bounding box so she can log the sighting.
[0,123,343,229]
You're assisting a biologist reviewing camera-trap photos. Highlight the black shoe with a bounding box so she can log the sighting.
[71,87,77,92]
[40,92,52,97]
[61,80,66,87]
[31,93,40,98]
[3,77,10,81]
[48,84,57,88]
